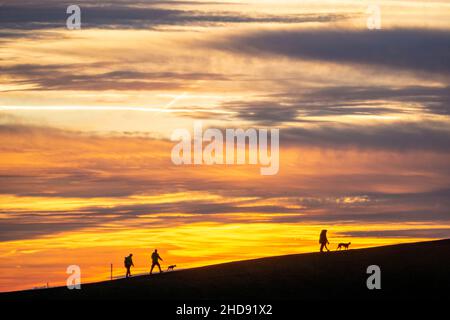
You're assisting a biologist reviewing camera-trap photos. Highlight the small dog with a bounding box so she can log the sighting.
[337,242,351,250]
[167,265,176,271]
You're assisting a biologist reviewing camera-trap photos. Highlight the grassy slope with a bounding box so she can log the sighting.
[2,239,450,300]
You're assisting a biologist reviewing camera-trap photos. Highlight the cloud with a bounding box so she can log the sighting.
[281,121,450,152]
[0,221,94,242]
[0,63,231,92]
[199,120,450,153]
[211,85,450,125]
[210,28,450,76]
[337,228,450,239]
[2,188,449,241]
[299,85,450,116]
[0,122,449,241]
[0,2,351,32]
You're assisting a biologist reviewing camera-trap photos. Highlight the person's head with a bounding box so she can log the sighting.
[154,249,158,253]
[130,254,133,257]
[321,229,327,234]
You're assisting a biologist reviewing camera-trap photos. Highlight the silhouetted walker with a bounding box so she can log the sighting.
[124,253,134,278]
[150,249,163,274]
[319,230,330,252]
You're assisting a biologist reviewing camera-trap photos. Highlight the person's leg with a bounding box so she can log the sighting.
[150,263,155,274]
[157,262,162,273]
[320,243,325,252]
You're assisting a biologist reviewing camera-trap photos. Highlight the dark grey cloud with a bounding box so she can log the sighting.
[0,0,237,6]
[0,63,232,91]
[0,196,297,241]
[206,120,450,152]
[223,100,307,125]
[210,28,450,75]
[0,221,98,242]
[270,210,450,225]
[217,85,450,125]
[299,86,450,116]
[281,121,450,152]
[337,228,450,239]
[1,189,449,241]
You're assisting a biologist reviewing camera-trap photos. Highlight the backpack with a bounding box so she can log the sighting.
[124,256,131,267]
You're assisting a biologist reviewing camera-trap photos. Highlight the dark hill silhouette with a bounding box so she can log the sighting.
[2,239,450,300]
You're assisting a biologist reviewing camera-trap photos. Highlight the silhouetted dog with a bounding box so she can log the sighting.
[167,265,176,271]
[337,242,351,250]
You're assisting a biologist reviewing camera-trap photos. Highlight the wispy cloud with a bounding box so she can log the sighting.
[0,63,232,92]
[282,121,450,152]
[0,122,449,241]
[209,28,450,76]
[0,2,351,32]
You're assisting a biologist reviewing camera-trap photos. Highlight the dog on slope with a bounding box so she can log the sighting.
[167,265,176,271]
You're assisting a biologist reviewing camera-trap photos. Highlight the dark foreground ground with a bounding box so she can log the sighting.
[2,239,450,300]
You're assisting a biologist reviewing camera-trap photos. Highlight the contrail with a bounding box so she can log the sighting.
[164,92,188,109]
[0,106,175,112]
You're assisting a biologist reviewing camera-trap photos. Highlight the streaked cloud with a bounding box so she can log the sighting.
[1,122,449,242]
[282,121,450,152]
[0,63,231,92]
[0,1,351,32]
[209,28,450,76]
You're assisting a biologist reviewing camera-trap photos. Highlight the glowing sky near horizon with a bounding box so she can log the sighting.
[0,0,450,292]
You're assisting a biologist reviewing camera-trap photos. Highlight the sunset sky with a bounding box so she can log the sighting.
[1,0,450,292]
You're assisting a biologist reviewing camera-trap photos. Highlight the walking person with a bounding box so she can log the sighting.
[150,249,163,274]
[319,230,330,253]
[124,254,134,278]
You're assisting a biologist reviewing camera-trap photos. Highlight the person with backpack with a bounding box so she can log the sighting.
[150,249,163,274]
[124,254,134,278]
[319,230,330,252]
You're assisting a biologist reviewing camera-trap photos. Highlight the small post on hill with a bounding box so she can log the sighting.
[110,263,113,281]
